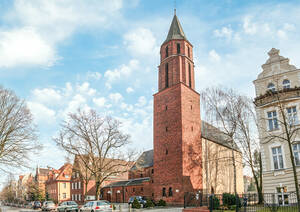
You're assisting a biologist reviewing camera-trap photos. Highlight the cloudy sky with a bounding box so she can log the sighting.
[1,0,300,179]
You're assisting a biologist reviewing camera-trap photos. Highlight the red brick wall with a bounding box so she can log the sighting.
[129,167,154,179]
[153,38,202,205]
[101,181,153,203]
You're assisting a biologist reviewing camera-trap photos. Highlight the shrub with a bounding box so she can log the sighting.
[132,198,141,209]
[209,195,220,210]
[222,193,236,206]
[157,199,166,206]
[144,199,155,208]
[230,205,237,210]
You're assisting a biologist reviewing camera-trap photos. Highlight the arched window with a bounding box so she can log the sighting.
[267,83,275,92]
[188,63,192,88]
[165,63,169,88]
[168,187,173,197]
[177,43,180,54]
[188,46,190,57]
[283,79,290,89]
[165,46,168,58]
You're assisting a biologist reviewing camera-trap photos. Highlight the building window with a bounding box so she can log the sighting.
[79,194,81,201]
[191,126,193,131]
[267,111,278,131]
[162,187,166,197]
[165,105,168,110]
[287,106,298,125]
[78,182,81,189]
[188,63,192,87]
[177,43,180,54]
[133,188,135,192]
[168,187,173,197]
[165,63,169,88]
[191,105,192,110]
[276,187,288,206]
[151,169,154,174]
[267,83,276,92]
[166,127,168,132]
[63,193,66,199]
[141,187,143,191]
[140,174,143,178]
[293,143,300,166]
[63,183,66,189]
[283,79,290,89]
[188,46,190,57]
[272,146,284,170]
[74,182,77,189]
[72,194,74,201]
[166,149,168,155]
[71,183,74,190]
[165,46,168,58]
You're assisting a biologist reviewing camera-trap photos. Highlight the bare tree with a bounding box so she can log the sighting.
[54,109,134,200]
[201,87,240,195]
[234,96,263,203]
[254,81,300,208]
[0,86,39,172]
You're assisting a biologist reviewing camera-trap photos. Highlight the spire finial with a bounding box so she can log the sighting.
[174,0,176,15]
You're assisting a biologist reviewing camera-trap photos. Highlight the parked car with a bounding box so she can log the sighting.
[57,201,79,212]
[80,201,111,212]
[41,201,56,211]
[33,201,42,209]
[128,196,147,207]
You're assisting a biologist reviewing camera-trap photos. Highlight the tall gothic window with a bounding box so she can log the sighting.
[188,46,190,57]
[177,43,180,54]
[165,63,169,88]
[188,63,192,87]
[165,46,168,58]
[168,187,173,197]
[162,188,166,196]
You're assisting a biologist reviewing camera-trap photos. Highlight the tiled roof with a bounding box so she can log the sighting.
[103,177,150,188]
[130,150,153,171]
[164,14,187,43]
[201,121,240,152]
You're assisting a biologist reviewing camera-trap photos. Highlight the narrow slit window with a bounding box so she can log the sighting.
[165,46,168,58]
[188,63,192,87]
[165,63,169,88]
[177,43,180,54]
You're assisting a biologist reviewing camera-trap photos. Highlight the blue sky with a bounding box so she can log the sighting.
[1,0,300,180]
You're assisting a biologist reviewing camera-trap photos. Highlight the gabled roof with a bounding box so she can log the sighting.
[130,150,153,171]
[164,14,187,43]
[201,121,240,152]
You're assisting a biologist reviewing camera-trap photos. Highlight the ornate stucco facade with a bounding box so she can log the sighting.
[253,48,300,195]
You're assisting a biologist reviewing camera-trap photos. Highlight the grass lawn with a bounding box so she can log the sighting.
[256,206,298,212]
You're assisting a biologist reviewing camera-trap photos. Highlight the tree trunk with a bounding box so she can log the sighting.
[95,181,100,200]
[231,149,237,195]
[258,152,263,204]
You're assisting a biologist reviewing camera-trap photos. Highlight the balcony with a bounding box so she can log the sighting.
[254,87,300,107]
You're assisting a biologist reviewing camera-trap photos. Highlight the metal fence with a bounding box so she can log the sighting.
[184,192,299,212]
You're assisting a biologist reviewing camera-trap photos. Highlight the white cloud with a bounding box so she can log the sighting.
[0,0,124,68]
[109,93,123,103]
[32,88,62,106]
[93,97,106,107]
[124,28,158,56]
[209,50,221,62]
[243,16,257,35]
[77,82,96,96]
[27,101,56,124]
[104,59,139,86]
[126,87,134,93]
[214,26,233,40]
[86,71,102,80]
[135,96,147,107]
[0,27,57,68]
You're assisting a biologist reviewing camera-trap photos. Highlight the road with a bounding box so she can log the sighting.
[0,206,183,212]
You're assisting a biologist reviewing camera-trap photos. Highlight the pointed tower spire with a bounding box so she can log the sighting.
[164,14,187,43]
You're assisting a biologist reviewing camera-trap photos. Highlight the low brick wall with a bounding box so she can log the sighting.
[182,207,209,212]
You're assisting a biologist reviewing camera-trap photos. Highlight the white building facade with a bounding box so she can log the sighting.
[253,48,300,205]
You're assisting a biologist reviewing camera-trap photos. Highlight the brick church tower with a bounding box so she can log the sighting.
[153,13,202,204]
